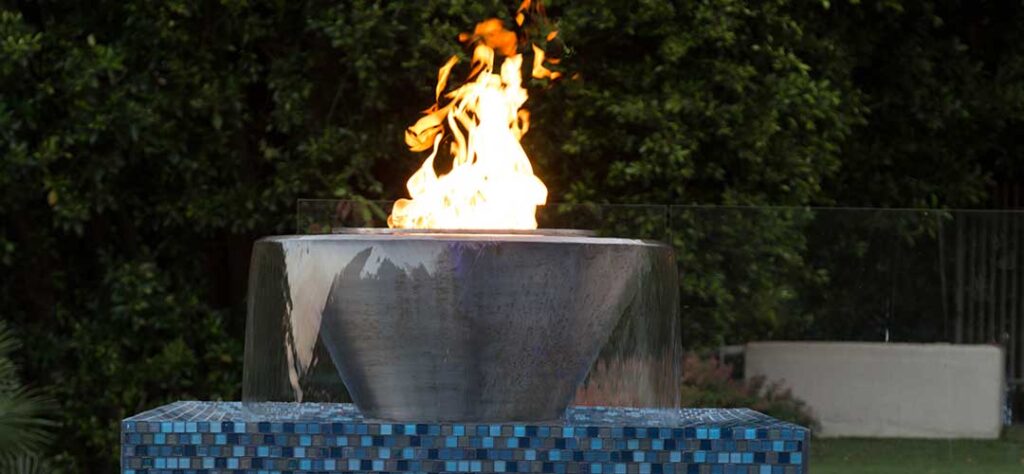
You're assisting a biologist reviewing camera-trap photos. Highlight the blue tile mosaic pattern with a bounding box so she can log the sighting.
[122,402,808,474]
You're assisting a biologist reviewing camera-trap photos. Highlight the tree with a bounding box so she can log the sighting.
[536,0,857,345]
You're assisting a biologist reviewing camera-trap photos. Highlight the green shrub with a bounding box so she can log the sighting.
[0,321,54,464]
[44,257,240,470]
[680,352,819,431]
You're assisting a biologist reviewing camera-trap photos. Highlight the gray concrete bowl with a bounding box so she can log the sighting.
[247,232,674,422]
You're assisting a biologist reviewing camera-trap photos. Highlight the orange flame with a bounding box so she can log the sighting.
[388,2,560,230]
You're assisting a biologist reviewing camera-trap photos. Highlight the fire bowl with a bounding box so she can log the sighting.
[247,232,675,422]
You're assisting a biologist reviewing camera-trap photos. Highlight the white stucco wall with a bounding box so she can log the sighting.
[745,342,1004,439]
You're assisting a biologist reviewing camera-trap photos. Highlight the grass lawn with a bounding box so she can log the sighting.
[811,430,1024,474]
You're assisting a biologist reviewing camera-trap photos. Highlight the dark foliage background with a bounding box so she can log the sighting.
[0,0,1021,470]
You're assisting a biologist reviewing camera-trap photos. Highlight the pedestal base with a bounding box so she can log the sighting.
[122,402,808,474]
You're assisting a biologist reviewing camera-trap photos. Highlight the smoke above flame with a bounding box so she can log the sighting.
[387,1,560,230]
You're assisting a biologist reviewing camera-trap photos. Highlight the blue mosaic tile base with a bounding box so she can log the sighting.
[122,402,808,474]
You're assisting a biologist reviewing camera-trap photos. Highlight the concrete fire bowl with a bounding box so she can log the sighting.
[247,232,675,422]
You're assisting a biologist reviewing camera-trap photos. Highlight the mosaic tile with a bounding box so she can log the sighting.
[122,402,809,474]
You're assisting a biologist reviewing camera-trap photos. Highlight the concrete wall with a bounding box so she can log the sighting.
[745,342,1004,439]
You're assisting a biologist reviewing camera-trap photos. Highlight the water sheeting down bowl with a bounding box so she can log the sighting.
[244,232,675,422]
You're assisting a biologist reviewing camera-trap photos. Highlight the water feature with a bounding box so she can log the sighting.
[119,203,809,473]
[244,203,683,413]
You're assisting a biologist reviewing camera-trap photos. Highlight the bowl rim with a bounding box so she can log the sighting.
[332,227,597,237]
[258,232,672,248]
